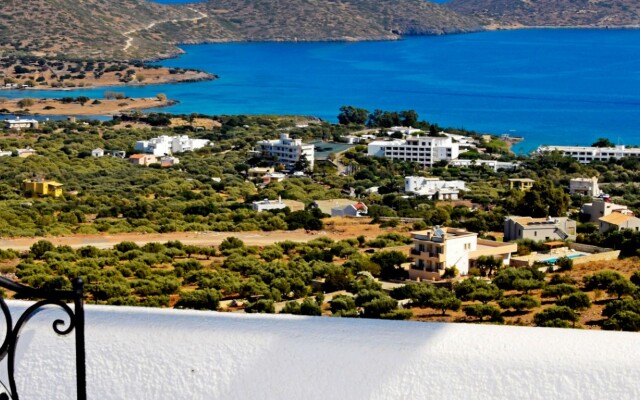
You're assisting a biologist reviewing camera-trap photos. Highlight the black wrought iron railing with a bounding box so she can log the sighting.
[0,277,85,400]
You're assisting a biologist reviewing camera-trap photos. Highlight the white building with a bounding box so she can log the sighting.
[160,156,180,167]
[537,145,640,164]
[569,177,600,197]
[0,149,11,157]
[404,176,465,200]
[504,216,577,242]
[252,198,288,212]
[4,118,39,130]
[449,159,520,171]
[91,148,104,158]
[385,126,422,136]
[252,197,305,212]
[134,135,211,156]
[256,133,315,170]
[581,200,633,223]
[410,227,517,279]
[367,136,460,167]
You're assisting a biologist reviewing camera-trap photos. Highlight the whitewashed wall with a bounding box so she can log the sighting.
[1,301,640,400]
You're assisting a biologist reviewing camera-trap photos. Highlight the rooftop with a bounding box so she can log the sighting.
[599,213,636,225]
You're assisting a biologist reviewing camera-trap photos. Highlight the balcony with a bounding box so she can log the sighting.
[5,300,640,399]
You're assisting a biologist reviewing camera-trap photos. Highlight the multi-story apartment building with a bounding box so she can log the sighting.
[537,145,640,164]
[410,227,517,280]
[256,133,315,170]
[367,136,460,167]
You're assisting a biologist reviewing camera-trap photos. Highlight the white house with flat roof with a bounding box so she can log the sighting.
[581,200,633,223]
[256,133,315,170]
[504,216,577,242]
[4,118,38,130]
[537,144,640,164]
[410,227,517,280]
[570,177,600,197]
[405,176,465,200]
[134,135,210,156]
[367,136,460,167]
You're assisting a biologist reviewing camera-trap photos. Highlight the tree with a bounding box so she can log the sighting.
[330,294,357,317]
[219,237,245,252]
[174,289,220,310]
[557,292,591,311]
[554,257,572,272]
[399,110,419,127]
[370,250,408,280]
[428,288,461,315]
[17,98,35,109]
[592,138,614,148]
[606,279,636,300]
[156,93,167,101]
[245,299,275,313]
[498,295,540,312]
[542,284,578,300]
[463,304,503,322]
[337,106,368,125]
[476,255,502,277]
[533,306,578,328]
[513,278,545,294]
[468,285,503,304]
[30,240,55,259]
[493,267,544,291]
[603,311,640,332]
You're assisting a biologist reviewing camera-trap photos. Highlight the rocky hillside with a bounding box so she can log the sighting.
[0,0,199,59]
[0,0,483,60]
[447,0,640,28]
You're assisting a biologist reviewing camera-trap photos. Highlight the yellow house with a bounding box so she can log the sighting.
[508,178,535,191]
[22,179,64,198]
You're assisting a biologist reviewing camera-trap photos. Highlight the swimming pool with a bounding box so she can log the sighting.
[542,254,585,264]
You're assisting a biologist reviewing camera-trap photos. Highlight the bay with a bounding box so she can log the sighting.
[3,29,640,153]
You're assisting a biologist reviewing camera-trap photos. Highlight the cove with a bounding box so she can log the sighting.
[3,29,640,153]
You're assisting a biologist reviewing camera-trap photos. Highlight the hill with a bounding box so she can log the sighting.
[0,0,200,60]
[0,0,483,60]
[447,0,640,28]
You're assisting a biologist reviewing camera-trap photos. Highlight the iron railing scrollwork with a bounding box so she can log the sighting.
[0,277,86,400]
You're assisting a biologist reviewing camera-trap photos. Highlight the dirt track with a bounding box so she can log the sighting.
[0,226,388,251]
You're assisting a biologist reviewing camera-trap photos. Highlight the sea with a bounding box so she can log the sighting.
[3,26,640,154]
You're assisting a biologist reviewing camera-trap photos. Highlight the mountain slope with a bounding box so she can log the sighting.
[447,0,640,27]
[0,0,484,60]
[164,0,484,42]
[0,0,200,59]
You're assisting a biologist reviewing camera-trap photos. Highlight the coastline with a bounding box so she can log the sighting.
[0,98,177,117]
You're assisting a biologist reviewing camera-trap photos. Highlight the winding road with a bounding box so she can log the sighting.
[122,7,208,53]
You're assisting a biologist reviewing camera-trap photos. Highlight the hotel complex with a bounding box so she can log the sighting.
[537,145,640,163]
[256,133,315,170]
[368,136,460,167]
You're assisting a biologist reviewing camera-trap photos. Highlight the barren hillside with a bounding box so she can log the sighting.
[0,0,483,60]
[448,0,640,28]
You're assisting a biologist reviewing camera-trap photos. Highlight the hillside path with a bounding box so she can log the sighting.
[122,7,208,52]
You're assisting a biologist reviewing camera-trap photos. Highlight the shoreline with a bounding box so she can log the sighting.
[0,98,178,117]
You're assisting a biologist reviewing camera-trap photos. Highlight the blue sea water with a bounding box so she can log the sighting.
[3,29,640,153]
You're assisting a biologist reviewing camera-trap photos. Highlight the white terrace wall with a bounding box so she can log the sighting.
[2,301,640,400]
